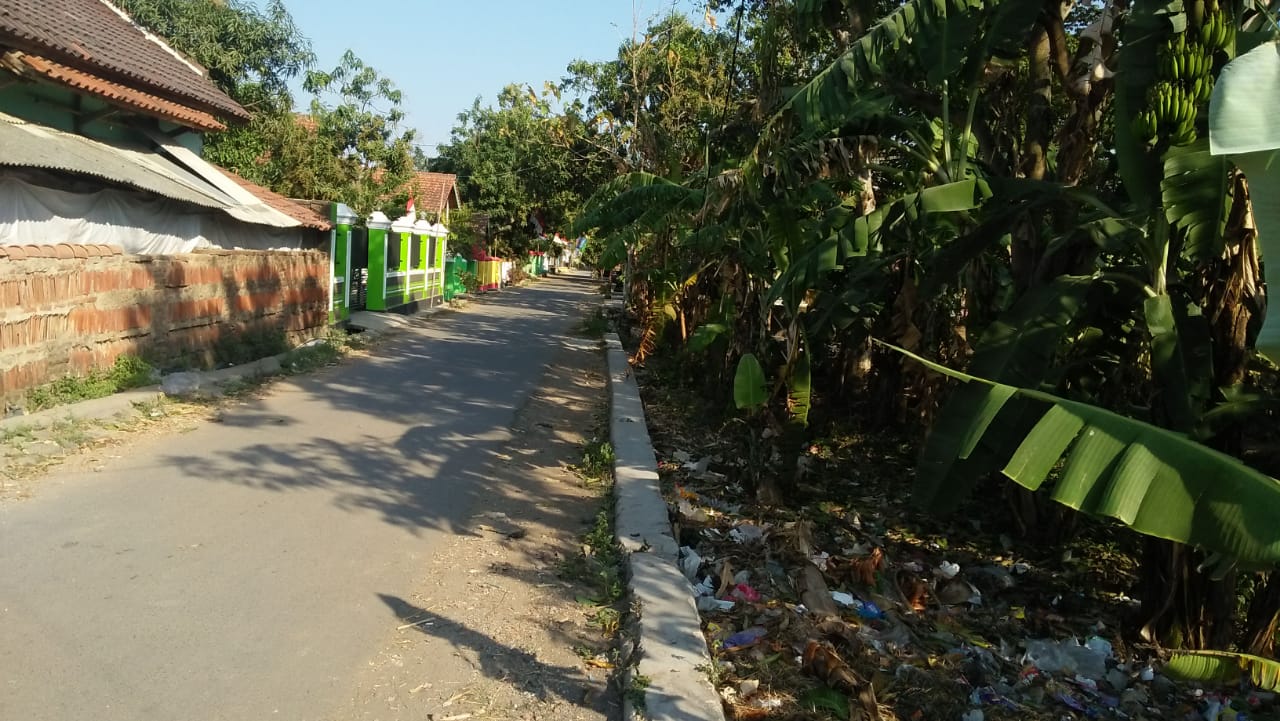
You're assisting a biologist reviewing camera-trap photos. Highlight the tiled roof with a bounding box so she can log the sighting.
[15,54,227,131]
[408,171,460,213]
[0,243,122,260]
[0,0,247,123]
[216,167,332,231]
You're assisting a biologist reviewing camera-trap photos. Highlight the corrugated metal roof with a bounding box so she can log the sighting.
[0,113,301,229]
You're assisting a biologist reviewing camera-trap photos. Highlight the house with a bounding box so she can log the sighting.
[0,0,337,407]
[0,0,331,252]
[407,171,460,223]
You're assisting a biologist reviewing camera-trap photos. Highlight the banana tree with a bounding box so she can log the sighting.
[915,0,1280,650]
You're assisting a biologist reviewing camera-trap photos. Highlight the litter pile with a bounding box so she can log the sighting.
[645,426,1278,721]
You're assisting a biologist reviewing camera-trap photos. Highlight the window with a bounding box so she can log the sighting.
[410,234,423,269]
[386,232,402,270]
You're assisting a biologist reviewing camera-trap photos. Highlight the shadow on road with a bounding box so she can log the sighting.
[376,593,613,715]
[161,276,602,538]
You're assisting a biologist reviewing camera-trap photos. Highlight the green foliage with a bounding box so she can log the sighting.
[432,84,612,255]
[281,336,346,375]
[734,353,768,410]
[1166,650,1280,691]
[787,351,813,427]
[25,356,158,412]
[576,436,616,486]
[887,342,1280,568]
[112,0,313,110]
[916,276,1097,510]
[118,1,414,215]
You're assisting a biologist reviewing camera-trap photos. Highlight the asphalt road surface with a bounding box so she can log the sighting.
[0,273,599,721]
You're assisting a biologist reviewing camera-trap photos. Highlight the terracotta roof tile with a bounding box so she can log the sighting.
[0,0,246,122]
[0,242,124,259]
[16,54,227,131]
[216,166,332,231]
[408,172,460,214]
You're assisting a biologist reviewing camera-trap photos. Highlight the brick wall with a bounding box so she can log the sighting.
[0,244,330,407]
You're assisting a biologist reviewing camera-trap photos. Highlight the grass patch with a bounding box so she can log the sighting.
[578,308,610,338]
[625,674,651,710]
[25,356,157,412]
[281,335,346,375]
[574,434,615,487]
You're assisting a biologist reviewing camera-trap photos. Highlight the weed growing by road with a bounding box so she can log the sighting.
[626,674,651,710]
[577,308,610,338]
[280,329,356,375]
[24,356,157,412]
[574,435,614,488]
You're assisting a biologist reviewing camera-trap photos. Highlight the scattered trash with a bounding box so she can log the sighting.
[731,584,761,603]
[723,627,767,650]
[697,597,736,612]
[830,591,856,608]
[729,524,765,544]
[648,406,1280,721]
[1024,638,1109,680]
[679,546,702,582]
[678,499,710,523]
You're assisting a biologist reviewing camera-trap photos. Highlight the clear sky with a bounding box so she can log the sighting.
[275,0,703,158]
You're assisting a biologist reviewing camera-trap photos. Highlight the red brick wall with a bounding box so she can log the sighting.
[0,244,330,407]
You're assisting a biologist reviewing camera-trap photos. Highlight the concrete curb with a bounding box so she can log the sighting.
[605,332,725,721]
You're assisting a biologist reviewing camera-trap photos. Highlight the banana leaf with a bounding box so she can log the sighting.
[1166,650,1280,692]
[884,342,1280,567]
[915,276,1095,512]
[1209,40,1280,362]
[734,353,768,410]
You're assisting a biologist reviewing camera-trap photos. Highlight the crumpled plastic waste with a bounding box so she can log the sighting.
[1023,637,1110,681]
[697,596,736,612]
[723,626,767,650]
[937,560,961,579]
[731,583,761,603]
[679,546,703,582]
[730,524,766,544]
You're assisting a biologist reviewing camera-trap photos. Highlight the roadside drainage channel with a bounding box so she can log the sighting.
[605,331,725,721]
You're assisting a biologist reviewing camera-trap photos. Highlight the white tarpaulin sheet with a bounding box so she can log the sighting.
[0,175,306,253]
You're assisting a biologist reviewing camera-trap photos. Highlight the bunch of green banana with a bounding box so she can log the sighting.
[1148,81,1199,145]
[1197,2,1235,52]
[1132,1,1236,148]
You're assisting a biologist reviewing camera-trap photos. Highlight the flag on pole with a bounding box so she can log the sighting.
[406,195,416,217]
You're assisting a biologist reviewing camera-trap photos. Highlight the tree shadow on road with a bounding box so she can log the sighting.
[376,593,618,717]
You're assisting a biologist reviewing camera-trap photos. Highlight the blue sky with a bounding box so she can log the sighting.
[275,0,703,158]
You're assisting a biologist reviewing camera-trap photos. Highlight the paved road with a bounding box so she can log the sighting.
[0,274,598,721]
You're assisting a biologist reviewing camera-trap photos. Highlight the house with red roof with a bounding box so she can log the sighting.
[0,0,331,251]
[0,0,348,406]
[406,171,461,223]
